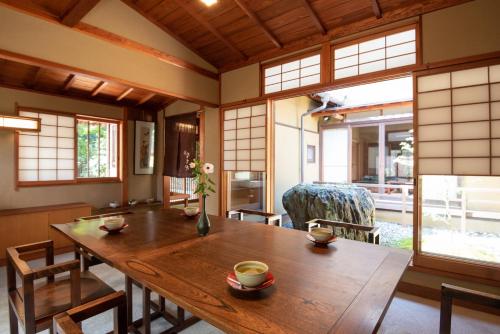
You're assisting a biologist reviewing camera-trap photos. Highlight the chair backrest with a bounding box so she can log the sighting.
[306,218,380,244]
[226,209,282,226]
[440,283,500,334]
[53,291,127,334]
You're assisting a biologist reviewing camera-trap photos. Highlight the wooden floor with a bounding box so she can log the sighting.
[0,253,498,333]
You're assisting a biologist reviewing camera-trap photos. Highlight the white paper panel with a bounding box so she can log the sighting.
[452,85,489,105]
[224,130,236,140]
[453,140,490,157]
[301,64,320,77]
[418,73,450,92]
[236,139,250,150]
[359,60,385,74]
[386,41,415,57]
[282,60,299,72]
[386,29,415,46]
[492,102,500,120]
[251,138,266,149]
[251,127,266,138]
[58,148,74,159]
[40,125,57,136]
[282,70,299,81]
[252,116,266,127]
[492,120,500,138]
[301,54,320,67]
[58,138,74,148]
[58,116,74,127]
[419,124,451,141]
[451,67,488,88]
[39,159,57,169]
[237,150,250,160]
[236,129,250,139]
[224,120,236,130]
[19,170,38,181]
[300,74,320,86]
[58,126,74,138]
[224,150,236,160]
[418,107,451,124]
[264,83,281,94]
[335,55,358,69]
[335,67,358,79]
[335,44,358,59]
[282,79,300,90]
[238,107,251,118]
[40,113,57,125]
[419,158,452,174]
[419,141,451,157]
[237,118,250,129]
[39,147,57,158]
[19,146,38,158]
[224,161,236,170]
[224,140,236,150]
[237,161,250,171]
[251,149,266,160]
[58,170,74,180]
[18,158,37,170]
[359,37,385,53]
[386,53,416,69]
[58,159,74,169]
[493,158,500,175]
[418,90,451,108]
[265,65,281,77]
[39,136,56,147]
[251,160,266,171]
[19,111,38,118]
[490,64,500,83]
[491,83,500,101]
[19,134,37,147]
[265,74,281,85]
[251,105,266,116]
[225,109,237,120]
[39,170,57,181]
[453,158,490,175]
[453,122,489,140]
[493,139,500,156]
[359,49,385,63]
[452,103,489,122]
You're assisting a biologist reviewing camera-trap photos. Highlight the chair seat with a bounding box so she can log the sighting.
[9,270,115,328]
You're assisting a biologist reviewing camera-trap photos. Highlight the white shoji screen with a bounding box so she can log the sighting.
[18,110,75,183]
[223,104,266,172]
[334,28,416,80]
[264,54,320,94]
[417,63,500,175]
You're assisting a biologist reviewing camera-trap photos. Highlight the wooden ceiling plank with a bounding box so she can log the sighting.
[372,0,382,19]
[117,87,134,101]
[91,80,108,96]
[137,92,156,106]
[233,0,282,49]
[297,0,326,35]
[62,74,76,90]
[26,66,44,88]
[61,0,101,27]
[172,0,246,60]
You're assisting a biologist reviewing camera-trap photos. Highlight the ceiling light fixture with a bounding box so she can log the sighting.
[0,114,40,131]
[200,0,217,7]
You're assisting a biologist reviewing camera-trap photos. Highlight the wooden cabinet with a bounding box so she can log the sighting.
[0,203,91,264]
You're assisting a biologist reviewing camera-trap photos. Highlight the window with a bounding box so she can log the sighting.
[333,27,417,80]
[16,107,120,186]
[77,118,118,179]
[264,54,321,94]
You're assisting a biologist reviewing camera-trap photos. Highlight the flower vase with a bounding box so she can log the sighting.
[196,195,210,236]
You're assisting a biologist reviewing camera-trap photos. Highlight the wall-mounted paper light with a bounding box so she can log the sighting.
[200,0,217,6]
[0,114,40,131]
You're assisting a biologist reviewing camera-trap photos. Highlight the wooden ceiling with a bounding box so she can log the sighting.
[0,58,176,110]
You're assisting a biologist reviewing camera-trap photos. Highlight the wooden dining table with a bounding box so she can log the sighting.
[52,208,412,334]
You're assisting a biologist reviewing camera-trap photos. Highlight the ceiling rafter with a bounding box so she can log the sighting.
[62,74,76,91]
[372,0,382,19]
[61,0,101,27]
[137,92,155,106]
[117,87,134,101]
[26,66,44,88]
[91,80,107,96]
[297,0,326,35]
[172,0,247,60]
[233,0,282,49]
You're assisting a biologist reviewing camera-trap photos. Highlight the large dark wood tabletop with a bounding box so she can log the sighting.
[52,208,412,334]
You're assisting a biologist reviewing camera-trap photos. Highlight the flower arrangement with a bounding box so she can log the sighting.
[188,159,216,197]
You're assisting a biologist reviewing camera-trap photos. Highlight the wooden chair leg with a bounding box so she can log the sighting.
[440,287,453,334]
[142,287,151,334]
[159,296,166,312]
[8,303,18,334]
[125,276,133,326]
[177,306,185,326]
[115,299,128,334]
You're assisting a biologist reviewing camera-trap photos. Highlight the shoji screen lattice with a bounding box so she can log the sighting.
[223,104,266,172]
[264,54,321,94]
[417,64,500,175]
[18,110,75,183]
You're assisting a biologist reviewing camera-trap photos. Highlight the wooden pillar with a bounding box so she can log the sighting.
[163,176,171,209]
[122,108,129,206]
[198,108,205,209]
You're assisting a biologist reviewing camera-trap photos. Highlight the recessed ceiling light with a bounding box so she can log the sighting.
[201,0,217,6]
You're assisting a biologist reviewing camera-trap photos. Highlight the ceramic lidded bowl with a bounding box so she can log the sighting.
[234,261,269,287]
[103,217,125,230]
[310,227,334,242]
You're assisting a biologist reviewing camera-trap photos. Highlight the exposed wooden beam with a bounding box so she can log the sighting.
[137,92,155,106]
[233,0,281,49]
[91,81,107,96]
[372,0,382,19]
[117,87,134,101]
[26,66,44,88]
[312,100,413,117]
[62,74,76,91]
[61,0,100,27]
[172,0,246,60]
[298,0,326,35]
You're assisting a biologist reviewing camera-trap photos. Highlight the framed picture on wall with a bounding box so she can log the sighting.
[307,145,315,163]
[134,120,155,175]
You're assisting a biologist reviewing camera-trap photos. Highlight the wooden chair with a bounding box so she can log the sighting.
[440,283,500,334]
[226,209,282,227]
[306,218,380,244]
[53,291,127,334]
[6,240,115,334]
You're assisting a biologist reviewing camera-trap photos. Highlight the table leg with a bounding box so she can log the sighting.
[142,287,151,334]
[125,276,133,327]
